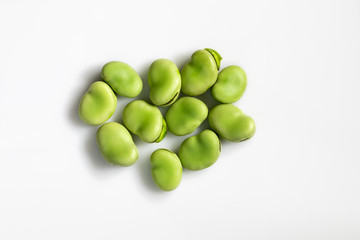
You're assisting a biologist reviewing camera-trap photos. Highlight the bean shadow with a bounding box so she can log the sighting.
[68,68,102,128]
[85,127,118,170]
[130,131,167,193]
[172,51,191,71]
[135,62,151,103]
[196,89,221,133]
[136,148,164,193]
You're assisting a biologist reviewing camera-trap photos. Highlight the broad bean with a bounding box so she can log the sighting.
[178,130,221,170]
[78,81,117,126]
[148,59,181,106]
[123,100,167,143]
[209,104,255,142]
[165,97,208,136]
[181,48,221,96]
[102,61,143,98]
[212,65,247,103]
[151,149,182,191]
[97,122,138,166]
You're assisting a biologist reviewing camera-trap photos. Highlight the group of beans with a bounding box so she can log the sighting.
[78,48,255,191]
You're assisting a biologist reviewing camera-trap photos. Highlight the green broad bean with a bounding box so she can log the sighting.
[209,104,255,142]
[165,97,208,136]
[148,59,181,106]
[97,122,138,166]
[150,149,182,191]
[78,81,117,126]
[123,100,167,143]
[181,48,222,96]
[212,65,247,103]
[102,61,143,98]
[178,130,221,170]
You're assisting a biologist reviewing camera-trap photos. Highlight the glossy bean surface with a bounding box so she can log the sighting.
[148,59,181,106]
[78,81,117,126]
[209,104,255,142]
[212,65,247,103]
[181,48,221,96]
[178,130,221,170]
[165,97,208,136]
[123,100,167,143]
[97,122,138,166]
[151,149,182,191]
[102,61,143,98]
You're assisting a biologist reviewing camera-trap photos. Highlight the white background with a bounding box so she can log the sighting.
[0,0,359,239]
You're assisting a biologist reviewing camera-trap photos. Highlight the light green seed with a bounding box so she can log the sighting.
[148,59,181,106]
[123,100,167,143]
[178,130,221,171]
[181,48,221,96]
[102,61,143,98]
[212,65,247,103]
[151,149,182,191]
[165,97,208,136]
[97,122,138,166]
[209,104,255,142]
[78,81,117,126]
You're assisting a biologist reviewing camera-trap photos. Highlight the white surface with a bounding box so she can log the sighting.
[0,0,359,239]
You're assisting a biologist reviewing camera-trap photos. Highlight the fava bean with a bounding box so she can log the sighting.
[123,100,167,143]
[78,81,117,126]
[212,65,247,103]
[148,59,181,106]
[178,130,221,170]
[209,104,255,142]
[97,122,138,166]
[150,149,182,191]
[165,97,208,136]
[102,61,143,98]
[181,48,221,96]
